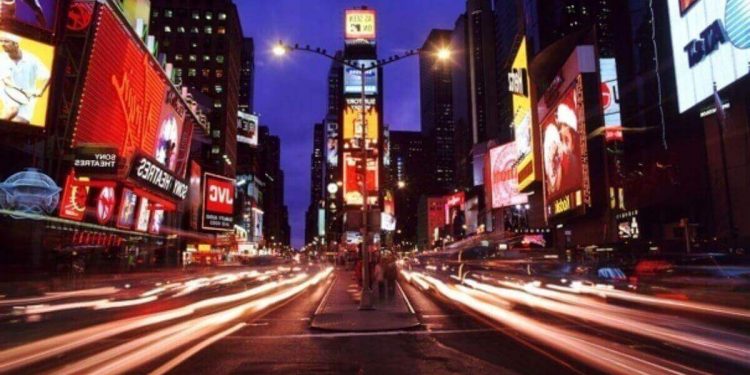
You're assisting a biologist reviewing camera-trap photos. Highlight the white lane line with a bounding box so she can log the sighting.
[313,273,336,316]
[397,281,416,314]
[150,322,247,375]
[227,328,495,340]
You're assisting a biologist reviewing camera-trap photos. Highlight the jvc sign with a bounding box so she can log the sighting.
[202,173,235,231]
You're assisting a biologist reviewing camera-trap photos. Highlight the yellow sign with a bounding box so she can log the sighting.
[343,102,378,142]
[511,38,536,191]
[345,9,376,40]
[0,31,54,128]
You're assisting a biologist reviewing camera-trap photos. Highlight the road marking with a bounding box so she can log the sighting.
[150,323,247,375]
[397,281,416,314]
[227,328,495,340]
[313,273,336,316]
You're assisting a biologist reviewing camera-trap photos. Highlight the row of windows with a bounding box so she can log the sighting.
[155,10,227,21]
[173,67,224,79]
[163,25,226,35]
[174,54,225,63]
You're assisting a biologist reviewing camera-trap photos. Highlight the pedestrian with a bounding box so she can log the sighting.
[373,259,384,300]
[127,253,135,273]
[354,258,363,287]
[385,256,398,299]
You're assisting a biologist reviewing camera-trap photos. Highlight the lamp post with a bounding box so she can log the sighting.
[273,41,450,309]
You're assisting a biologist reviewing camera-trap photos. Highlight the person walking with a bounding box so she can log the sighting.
[373,258,384,301]
[384,256,398,299]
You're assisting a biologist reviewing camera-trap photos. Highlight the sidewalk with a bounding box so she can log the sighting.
[310,269,420,332]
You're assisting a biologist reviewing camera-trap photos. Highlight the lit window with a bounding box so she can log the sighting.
[216,55,224,63]
[192,11,200,20]
[177,26,185,33]
[218,12,227,20]
[201,86,210,94]
[191,42,198,48]
[202,55,209,62]
[213,100,223,108]
[152,10,159,18]
[205,11,213,20]
[175,54,183,61]
[217,26,226,34]
[165,9,173,18]
[216,69,224,78]
[164,25,171,32]
[202,68,211,77]
[188,68,197,77]
[211,146,220,154]
[191,26,199,33]
[174,68,183,77]
[204,26,212,34]
[189,54,197,62]
[212,130,221,138]
[215,85,223,93]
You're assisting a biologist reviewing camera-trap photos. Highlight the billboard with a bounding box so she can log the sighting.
[59,173,89,221]
[116,188,137,229]
[0,31,53,128]
[326,121,338,167]
[74,146,118,176]
[540,78,591,217]
[95,186,116,225]
[345,9,376,40]
[343,98,378,143]
[464,197,479,234]
[510,38,537,191]
[488,142,528,209]
[0,0,57,30]
[252,207,263,241]
[202,172,235,231]
[237,111,258,146]
[188,162,201,230]
[135,197,150,232]
[156,91,190,174]
[344,60,378,94]
[667,0,750,112]
[599,58,623,142]
[343,152,378,206]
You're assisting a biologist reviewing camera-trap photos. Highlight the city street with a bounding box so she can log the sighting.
[1,263,748,374]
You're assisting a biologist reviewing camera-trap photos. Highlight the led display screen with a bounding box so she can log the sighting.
[116,188,137,229]
[599,58,623,142]
[0,0,57,30]
[488,142,528,209]
[343,98,378,143]
[342,152,378,206]
[667,0,750,112]
[59,173,88,221]
[344,60,378,94]
[510,38,537,191]
[540,78,590,217]
[0,31,53,128]
[237,111,258,146]
[326,121,338,167]
[135,197,150,232]
[345,9,376,40]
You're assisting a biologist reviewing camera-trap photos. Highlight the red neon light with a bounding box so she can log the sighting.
[204,175,235,215]
[59,173,88,221]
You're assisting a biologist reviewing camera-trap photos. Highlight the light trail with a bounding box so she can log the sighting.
[0,287,120,307]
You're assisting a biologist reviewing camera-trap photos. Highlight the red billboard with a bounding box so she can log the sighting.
[202,173,235,231]
[59,173,88,221]
[343,152,378,206]
[487,142,528,209]
[540,78,590,217]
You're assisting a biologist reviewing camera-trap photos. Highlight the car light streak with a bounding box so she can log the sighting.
[0,287,120,307]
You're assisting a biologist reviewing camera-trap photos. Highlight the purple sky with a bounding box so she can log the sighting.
[236,1,465,247]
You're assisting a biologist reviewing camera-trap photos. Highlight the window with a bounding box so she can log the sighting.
[211,146,220,154]
[191,42,198,49]
[191,26,199,33]
[212,130,221,138]
[217,26,226,34]
[189,54,197,62]
[216,55,225,64]
[152,10,159,18]
[192,11,200,20]
[205,11,213,20]
[204,26,212,34]
[164,25,171,32]
[201,86,210,94]
[188,68,197,77]
[214,85,223,93]
[203,55,210,62]
[218,12,227,20]
[174,68,183,77]
[215,69,224,78]
[165,9,173,18]
[202,68,211,78]
[213,100,222,109]
[177,26,185,33]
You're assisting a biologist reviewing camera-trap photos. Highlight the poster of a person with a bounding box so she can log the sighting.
[0,31,51,125]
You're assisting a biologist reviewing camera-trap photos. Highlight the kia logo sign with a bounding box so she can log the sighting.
[202,173,235,231]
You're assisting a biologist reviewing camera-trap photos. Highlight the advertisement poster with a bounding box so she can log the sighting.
[59,173,89,221]
[116,188,137,229]
[252,207,263,241]
[155,92,186,172]
[345,9,376,40]
[464,197,479,235]
[344,60,378,94]
[326,122,338,167]
[510,38,537,191]
[237,111,258,146]
[188,161,201,230]
[202,172,235,231]
[343,99,378,142]
[149,208,164,234]
[599,58,623,142]
[488,142,528,209]
[135,197,150,232]
[0,0,57,30]
[95,186,116,225]
[343,152,378,206]
[0,31,54,128]
[667,0,750,112]
[540,80,589,216]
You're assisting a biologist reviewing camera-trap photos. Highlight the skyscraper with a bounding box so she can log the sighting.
[305,123,326,244]
[420,29,456,194]
[390,131,426,245]
[239,37,255,113]
[467,0,501,144]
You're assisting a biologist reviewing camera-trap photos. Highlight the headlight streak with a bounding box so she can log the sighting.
[402,270,722,375]
[0,267,330,373]
[0,287,120,307]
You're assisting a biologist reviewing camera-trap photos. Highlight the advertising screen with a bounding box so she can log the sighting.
[488,142,528,209]
[59,173,89,221]
[149,208,164,234]
[600,58,623,142]
[540,78,590,217]
[345,9,376,40]
[344,60,378,94]
[343,98,378,143]
[343,152,378,206]
[202,172,235,231]
[464,197,479,234]
[188,162,201,230]
[0,31,54,128]
[444,192,465,230]
[95,186,116,225]
[326,121,338,167]
[155,91,189,173]
[668,0,750,113]
[237,111,258,146]
[116,188,137,229]
[135,197,150,232]
[0,0,57,30]
[252,207,263,241]
[510,38,537,191]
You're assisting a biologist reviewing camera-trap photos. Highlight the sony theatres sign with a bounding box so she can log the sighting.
[129,154,188,201]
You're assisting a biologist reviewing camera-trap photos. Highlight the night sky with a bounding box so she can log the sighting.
[236,1,465,247]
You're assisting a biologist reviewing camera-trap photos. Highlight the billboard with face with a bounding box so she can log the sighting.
[343,98,378,143]
[237,111,258,146]
[540,78,590,217]
[155,91,188,173]
[343,152,378,206]
[668,0,750,113]
[344,60,378,94]
[488,142,528,209]
[345,9,376,40]
[0,31,53,128]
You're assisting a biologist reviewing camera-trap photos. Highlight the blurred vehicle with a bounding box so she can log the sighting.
[631,253,750,292]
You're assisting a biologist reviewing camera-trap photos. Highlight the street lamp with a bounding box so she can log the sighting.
[272,40,450,310]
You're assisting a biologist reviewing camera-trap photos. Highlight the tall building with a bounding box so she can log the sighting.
[239,37,255,113]
[305,122,326,244]
[420,29,455,194]
[451,14,474,189]
[256,126,290,247]
[390,131,426,245]
[149,0,244,177]
[466,0,501,144]
[323,53,343,244]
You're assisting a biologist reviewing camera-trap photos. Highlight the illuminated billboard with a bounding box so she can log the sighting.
[667,0,750,112]
[252,207,263,241]
[202,173,235,231]
[344,60,378,94]
[343,152,378,206]
[599,58,623,142]
[345,9,376,40]
[156,91,191,174]
[135,197,150,232]
[0,31,54,128]
[237,111,258,146]
[59,173,88,221]
[326,121,338,167]
[488,142,528,209]
[116,188,137,229]
[510,38,537,191]
[343,98,378,143]
[540,78,591,217]
[0,0,57,30]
